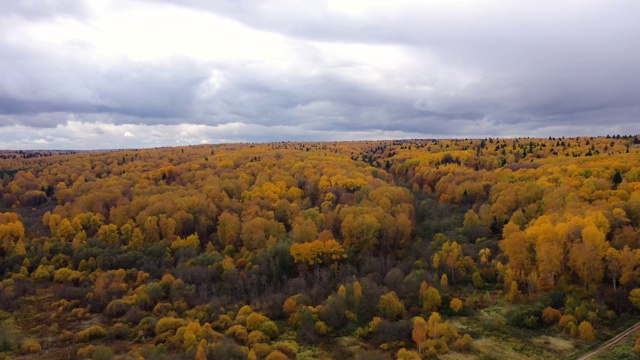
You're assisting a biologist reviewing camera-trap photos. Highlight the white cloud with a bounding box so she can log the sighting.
[0,0,639,149]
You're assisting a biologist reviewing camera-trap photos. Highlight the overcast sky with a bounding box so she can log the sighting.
[1,0,639,149]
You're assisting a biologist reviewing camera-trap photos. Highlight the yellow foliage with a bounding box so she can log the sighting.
[397,348,422,360]
[378,291,405,320]
[315,321,330,335]
[578,321,596,341]
[19,339,42,354]
[412,316,427,352]
[450,298,463,313]
[265,350,289,360]
[542,306,562,324]
[283,297,297,316]
[247,330,269,344]
[246,312,269,331]
[155,317,187,335]
[290,239,346,266]
[75,325,107,343]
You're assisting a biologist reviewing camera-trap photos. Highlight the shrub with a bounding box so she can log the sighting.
[247,330,269,345]
[91,346,115,360]
[258,320,279,340]
[274,343,297,359]
[76,325,107,343]
[506,304,543,329]
[542,307,562,325]
[77,345,97,358]
[155,317,187,335]
[226,324,249,343]
[559,314,577,330]
[206,340,248,360]
[452,333,473,351]
[537,290,566,309]
[354,350,391,360]
[315,321,329,335]
[105,299,130,318]
[0,324,17,352]
[578,321,595,341]
[450,298,463,313]
[124,306,145,325]
[53,268,82,283]
[111,323,133,340]
[137,316,157,337]
[246,312,269,331]
[375,319,411,345]
[265,350,289,360]
[19,338,42,354]
[252,343,272,358]
[397,348,421,360]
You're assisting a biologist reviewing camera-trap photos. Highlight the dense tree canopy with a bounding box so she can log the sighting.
[1,135,640,358]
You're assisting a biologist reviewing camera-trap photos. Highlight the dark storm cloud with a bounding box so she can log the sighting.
[0,35,211,127]
[145,0,640,133]
[97,61,210,121]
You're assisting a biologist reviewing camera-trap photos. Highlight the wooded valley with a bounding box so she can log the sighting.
[1,135,640,359]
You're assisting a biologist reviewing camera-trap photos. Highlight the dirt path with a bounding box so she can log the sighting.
[576,322,640,360]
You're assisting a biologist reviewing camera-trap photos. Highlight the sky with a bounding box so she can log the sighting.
[0,0,639,150]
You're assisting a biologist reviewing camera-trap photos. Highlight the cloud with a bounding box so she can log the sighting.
[124,131,134,137]
[0,0,639,149]
[0,1,90,20]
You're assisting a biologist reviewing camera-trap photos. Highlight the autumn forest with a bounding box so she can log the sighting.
[2,135,640,360]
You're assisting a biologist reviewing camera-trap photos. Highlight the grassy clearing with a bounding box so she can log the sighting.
[589,330,640,360]
[448,301,589,360]
[533,335,575,353]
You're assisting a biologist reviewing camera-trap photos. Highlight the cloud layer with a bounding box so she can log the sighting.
[1,0,639,149]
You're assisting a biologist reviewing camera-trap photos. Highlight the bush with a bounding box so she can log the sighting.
[537,290,566,309]
[110,323,133,340]
[137,316,157,337]
[206,340,248,359]
[265,350,289,360]
[53,268,82,283]
[105,299,130,318]
[251,343,272,358]
[77,345,97,358]
[506,304,544,329]
[76,325,107,343]
[258,320,279,340]
[542,307,562,325]
[246,312,269,331]
[19,338,42,354]
[274,343,297,359]
[354,350,391,360]
[155,317,187,335]
[124,306,145,325]
[375,319,411,345]
[0,324,17,352]
[578,321,595,341]
[247,330,269,344]
[91,346,115,360]
[225,325,248,343]
[452,333,474,351]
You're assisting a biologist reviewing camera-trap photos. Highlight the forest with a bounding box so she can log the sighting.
[1,135,640,359]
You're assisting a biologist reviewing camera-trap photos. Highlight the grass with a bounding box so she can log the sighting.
[450,302,586,360]
[589,330,640,360]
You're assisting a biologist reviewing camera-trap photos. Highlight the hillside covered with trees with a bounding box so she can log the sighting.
[1,135,640,359]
